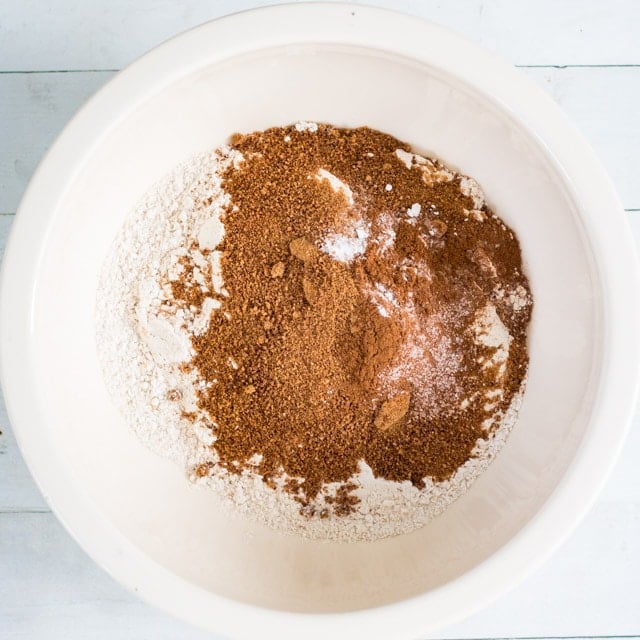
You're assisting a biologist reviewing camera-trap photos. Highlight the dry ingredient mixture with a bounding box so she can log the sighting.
[97,122,532,541]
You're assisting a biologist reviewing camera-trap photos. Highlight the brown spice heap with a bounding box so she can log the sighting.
[174,124,531,516]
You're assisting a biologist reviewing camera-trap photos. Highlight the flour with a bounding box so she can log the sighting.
[407,202,422,218]
[394,148,455,185]
[314,167,370,263]
[473,304,513,379]
[294,120,319,132]
[96,147,238,462]
[316,168,355,205]
[321,221,369,263]
[96,128,529,542]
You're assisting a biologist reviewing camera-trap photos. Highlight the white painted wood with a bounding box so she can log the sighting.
[0,0,638,71]
[0,220,45,510]
[0,72,115,214]
[1,67,639,214]
[523,67,640,212]
[0,513,215,640]
[0,395,49,512]
[0,214,13,264]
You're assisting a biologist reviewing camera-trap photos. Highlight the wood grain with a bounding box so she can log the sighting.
[0,0,638,70]
[0,72,115,214]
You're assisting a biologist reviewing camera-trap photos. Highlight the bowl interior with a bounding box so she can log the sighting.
[30,45,600,613]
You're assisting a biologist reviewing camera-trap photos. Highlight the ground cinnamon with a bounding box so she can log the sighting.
[172,124,531,516]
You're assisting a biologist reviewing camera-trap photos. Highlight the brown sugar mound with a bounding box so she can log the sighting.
[173,124,532,516]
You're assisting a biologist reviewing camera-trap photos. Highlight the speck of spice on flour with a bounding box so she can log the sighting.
[96,123,532,542]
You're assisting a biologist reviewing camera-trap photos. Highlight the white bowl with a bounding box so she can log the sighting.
[2,4,639,639]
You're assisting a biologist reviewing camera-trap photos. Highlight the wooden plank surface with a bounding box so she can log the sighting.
[0,72,115,214]
[0,0,638,70]
[1,1,640,638]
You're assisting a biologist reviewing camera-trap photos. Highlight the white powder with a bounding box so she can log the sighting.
[197,216,225,250]
[321,219,370,263]
[96,135,529,542]
[395,148,417,169]
[96,148,239,462]
[374,213,397,253]
[316,168,354,205]
[315,165,371,263]
[394,148,455,185]
[407,202,422,218]
[366,282,400,318]
[511,286,529,311]
[294,120,319,132]
[459,176,485,210]
[473,304,513,379]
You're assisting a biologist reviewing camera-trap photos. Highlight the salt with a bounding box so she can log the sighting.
[321,218,369,263]
[321,230,368,263]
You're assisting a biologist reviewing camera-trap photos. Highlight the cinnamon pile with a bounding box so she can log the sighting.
[173,124,531,516]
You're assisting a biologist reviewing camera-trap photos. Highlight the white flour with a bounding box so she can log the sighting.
[96,134,530,542]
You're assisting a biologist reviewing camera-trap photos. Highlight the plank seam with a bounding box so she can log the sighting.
[0,64,639,75]
[0,69,119,74]
[440,636,640,640]
[0,508,52,514]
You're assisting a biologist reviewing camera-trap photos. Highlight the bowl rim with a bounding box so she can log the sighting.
[2,4,639,639]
